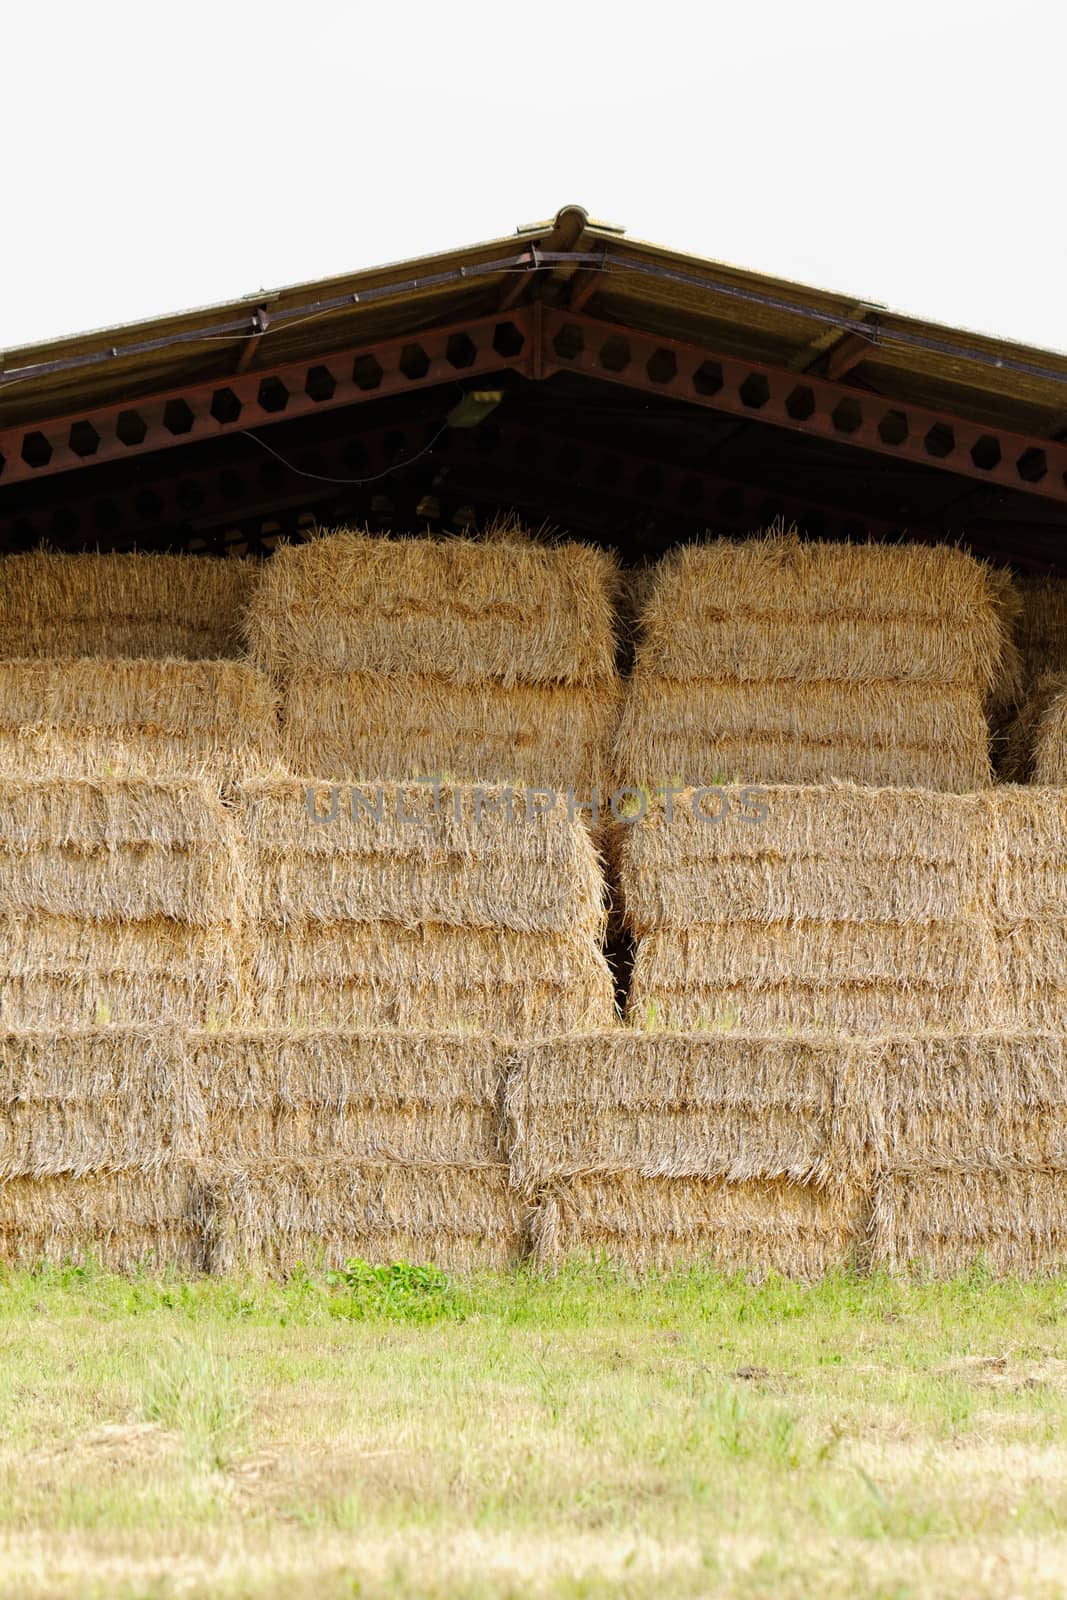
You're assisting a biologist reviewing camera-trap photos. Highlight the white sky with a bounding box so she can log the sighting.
[3,0,1066,354]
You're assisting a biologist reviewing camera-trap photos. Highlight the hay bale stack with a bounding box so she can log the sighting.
[0,659,280,782]
[1029,681,1067,784]
[0,779,246,1026]
[0,551,257,659]
[196,1029,505,1163]
[529,1172,866,1279]
[207,1159,522,1274]
[0,1165,208,1272]
[245,526,620,791]
[237,778,614,1032]
[614,531,1007,791]
[619,785,994,1035]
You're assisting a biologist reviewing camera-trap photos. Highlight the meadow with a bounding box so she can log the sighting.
[0,1261,1065,1598]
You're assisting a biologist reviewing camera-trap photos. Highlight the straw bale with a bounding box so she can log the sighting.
[246,526,619,685]
[618,786,982,933]
[1031,681,1067,785]
[0,1028,204,1177]
[0,1164,207,1272]
[282,672,618,793]
[999,676,1066,780]
[0,659,280,781]
[635,534,1009,689]
[614,677,992,792]
[237,778,605,934]
[862,1034,1067,1171]
[0,552,257,660]
[1016,576,1067,687]
[984,786,1067,920]
[870,1169,1067,1277]
[249,922,615,1033]
[208,1158,523,1273]
[0,915,244,1027]
[0,778,244,925]
[506,1031,859,1189]
[196,1029,504,1162]
[529,1173,867,1279]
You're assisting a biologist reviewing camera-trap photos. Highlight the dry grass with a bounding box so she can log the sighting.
[246,525,620,685]
[237,777,606,934]
[0,659,280,781]
[248,921,615,1033]
[207,1158,524,1274]
[0,552,257,659]
[196,1029,506,1163]
[530,1172,867,1278]
[282,672,619,793]
[0,1028,203,1177]
[0,778,244,925]
[506,1031,859,1189]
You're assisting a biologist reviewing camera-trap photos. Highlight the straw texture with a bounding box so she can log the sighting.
[870,1169,1067,1277]
[0,1028,204,1177]
[0,552,257,659]
[1016,576,1067,689]
[0,1165,207,1271]
[237,778,605,934]
[530,1173,867,1278]
[248,922,614,1033]
[208,1159,523,1273]
[0,659,280,781]
[196,1029,505,1163]
[506,1031,861,1189]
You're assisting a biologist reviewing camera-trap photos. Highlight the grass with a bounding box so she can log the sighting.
[0,1260,1065,1597]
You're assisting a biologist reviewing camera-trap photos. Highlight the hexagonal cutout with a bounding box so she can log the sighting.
[399,344,431,381]
[257,378,289,414]
[116,409,148,446]
[692,360,724,397]
[163,399,195,436]
[878,409,909,447]
[646,349,677,385]
[599,336,631,374]
[304,365,336,403]
[831,398,863,434]
[786,385,816,421]
[68,421,100,458]
[352,355,384,391]
[924,422,955,459]
[970,434,1001,471]
[211,387,242,424]
[492,321,525,359]
[1017,447,1048,482]
[739,374,771,410]
[550,323,584,362]
[20,432,53,469]
[446,332,478,369]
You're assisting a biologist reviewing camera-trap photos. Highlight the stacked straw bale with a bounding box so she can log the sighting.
[861,1032,1067,1275]
[509,1030,868,1278]
[1016,679,1067,784]
[0,551,257,659]
[0,1028,208,1271]
[198,1028,520,1272]
[1016,576,1067,690]
[245,527,621,792]
[619,784,996,1035]
[0,659,280,782]
[0,778,246,1027]
[614,531,1008,791]
[236,777,614,1033]
[985,787,1067,1029]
